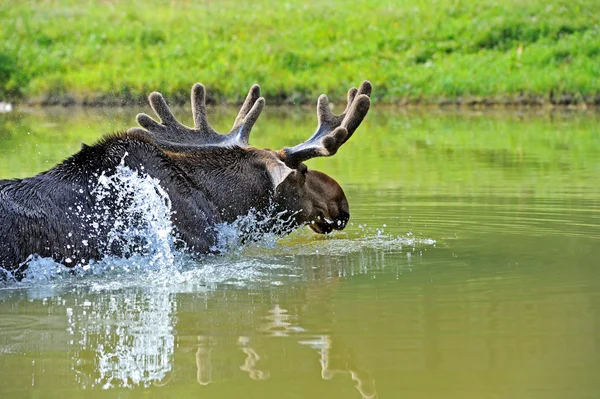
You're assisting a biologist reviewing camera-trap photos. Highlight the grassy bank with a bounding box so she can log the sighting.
[1,0,599,106]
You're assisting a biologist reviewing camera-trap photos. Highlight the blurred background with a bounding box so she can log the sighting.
[1,0,599,106]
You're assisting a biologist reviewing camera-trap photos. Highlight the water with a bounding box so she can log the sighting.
[0,106,599,398]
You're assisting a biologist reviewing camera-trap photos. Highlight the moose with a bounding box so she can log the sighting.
[0,80,371,279]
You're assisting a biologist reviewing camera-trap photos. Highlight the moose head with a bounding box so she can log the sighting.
[128,81,372,236]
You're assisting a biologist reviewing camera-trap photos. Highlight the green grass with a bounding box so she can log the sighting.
[1,0,599,105]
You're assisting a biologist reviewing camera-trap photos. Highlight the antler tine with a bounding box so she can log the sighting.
[127,82,265,149]
[339,91,371,144]
[128,91,186,139]
[282,81,372,167]
[315,81,372,134]
[190,83,211,132]
[234,84,261,127]
[345,80,371,116]
[148,92,180,126]
[230,85,265,146]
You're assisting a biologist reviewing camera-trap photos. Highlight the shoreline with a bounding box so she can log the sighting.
[6,91,599,109]
[3,0,599,113]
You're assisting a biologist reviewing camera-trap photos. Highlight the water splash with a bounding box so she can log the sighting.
[87,155,175,268]
[0,160,176,285]
[1,158,437,290]
[211,206,298,254]
[69,289,177,389]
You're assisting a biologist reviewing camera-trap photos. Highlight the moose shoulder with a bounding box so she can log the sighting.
[0,81,371,278]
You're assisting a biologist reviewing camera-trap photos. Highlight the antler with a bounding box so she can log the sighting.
[281,81,372,168]
[127,83,265,149]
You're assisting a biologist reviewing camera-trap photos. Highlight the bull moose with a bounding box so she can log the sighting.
[0,81,371,279]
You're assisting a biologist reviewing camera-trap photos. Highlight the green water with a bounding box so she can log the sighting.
[0,106,599,398]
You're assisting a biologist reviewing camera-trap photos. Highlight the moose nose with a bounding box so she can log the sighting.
[309,207,350,235]
[334,208,350,230]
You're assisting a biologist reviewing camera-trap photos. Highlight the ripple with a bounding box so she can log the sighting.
[0,314,42,335]
[279,233,435,257]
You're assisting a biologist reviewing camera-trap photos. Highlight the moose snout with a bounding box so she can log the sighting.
[309,200,350,234]
[302,170,350,234]
[330,198,350,230]
[335,207,350,229]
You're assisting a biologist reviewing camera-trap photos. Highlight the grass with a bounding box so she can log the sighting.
[0,0,599,105]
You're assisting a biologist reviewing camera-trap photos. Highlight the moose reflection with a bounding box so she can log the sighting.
[0,81,371,278]
[41,279,377,398]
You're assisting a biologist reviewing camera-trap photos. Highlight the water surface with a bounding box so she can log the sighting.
[0,106,599,398]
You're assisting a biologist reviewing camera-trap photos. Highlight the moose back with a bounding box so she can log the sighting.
[0,81,371,278]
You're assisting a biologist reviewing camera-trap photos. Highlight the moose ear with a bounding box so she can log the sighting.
[267,160,294,191]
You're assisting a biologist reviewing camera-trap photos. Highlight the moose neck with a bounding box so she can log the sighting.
[171,146,276,223]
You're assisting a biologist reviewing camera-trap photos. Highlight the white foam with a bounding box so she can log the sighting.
[87,157,175,267]
[211,206,298,254]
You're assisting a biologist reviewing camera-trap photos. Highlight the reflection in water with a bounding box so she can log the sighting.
[190,303,377,398]
[195,335,214,386]
[66,289,176,389]
[56,286,379,398]
[299,335,377,399]
[262,304,305,337]
[4,279,381,397]
[0,229,424,395]
[238,336,269,381]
